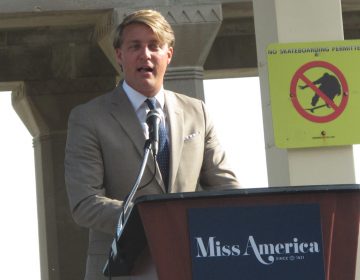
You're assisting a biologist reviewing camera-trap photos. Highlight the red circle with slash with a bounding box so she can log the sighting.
[290,61,349,123]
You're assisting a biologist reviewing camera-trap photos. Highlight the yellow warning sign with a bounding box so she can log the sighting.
[267,40,360,148]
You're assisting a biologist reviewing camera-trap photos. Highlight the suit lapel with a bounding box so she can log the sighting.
[165,91,184,192]
[107,86,145,157]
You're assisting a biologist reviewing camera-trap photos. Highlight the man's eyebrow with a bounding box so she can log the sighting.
[126,39,161,44]
[126,39,141,44]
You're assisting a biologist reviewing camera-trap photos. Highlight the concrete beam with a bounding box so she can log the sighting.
[1,3,360,80]
[0,25,115,82]
[0,10,107,28]
[0,0,250,13]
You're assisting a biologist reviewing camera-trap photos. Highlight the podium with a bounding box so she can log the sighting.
[104,184,360,280]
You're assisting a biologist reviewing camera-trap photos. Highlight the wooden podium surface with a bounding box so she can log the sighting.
[105,184,360,280]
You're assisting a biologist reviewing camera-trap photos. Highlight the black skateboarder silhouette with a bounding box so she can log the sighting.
[298,72,341,113]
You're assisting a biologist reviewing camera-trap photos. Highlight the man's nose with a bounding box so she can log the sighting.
[140,46,151,59]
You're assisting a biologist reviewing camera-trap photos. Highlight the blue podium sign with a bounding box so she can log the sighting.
[188,204,325,280]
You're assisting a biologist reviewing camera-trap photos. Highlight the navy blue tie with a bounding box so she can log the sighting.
[145,99,169,190]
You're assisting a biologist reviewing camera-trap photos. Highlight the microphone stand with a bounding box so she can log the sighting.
[105,139,152,275]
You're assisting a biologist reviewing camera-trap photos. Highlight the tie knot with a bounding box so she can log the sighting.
[145,98,156,110]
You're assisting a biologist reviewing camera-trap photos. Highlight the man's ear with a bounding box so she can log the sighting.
[167,47,174,65]
[115,48,122,65]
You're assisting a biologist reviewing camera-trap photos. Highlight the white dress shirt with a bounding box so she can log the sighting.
[122,81,168,140]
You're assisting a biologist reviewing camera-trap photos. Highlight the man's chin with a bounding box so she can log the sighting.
[135,82,159,97]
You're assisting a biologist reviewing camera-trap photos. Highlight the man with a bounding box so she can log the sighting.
[65,9,240,279]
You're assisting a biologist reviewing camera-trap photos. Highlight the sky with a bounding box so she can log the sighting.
[0,92,40,279]
[1,77,360,279]
[204,77,268,188]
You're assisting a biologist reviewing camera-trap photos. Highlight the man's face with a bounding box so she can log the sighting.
[115,23,173,97]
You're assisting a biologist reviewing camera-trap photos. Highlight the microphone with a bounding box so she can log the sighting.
[146,109,161,156]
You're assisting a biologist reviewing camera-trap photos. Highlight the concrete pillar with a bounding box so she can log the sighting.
[165,66,205,100]
[253,0,356,187]
[12,77,116,280]
[163,4,222,100]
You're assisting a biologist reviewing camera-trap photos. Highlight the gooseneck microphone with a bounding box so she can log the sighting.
[146,109,161,157]
[104,107,164,278]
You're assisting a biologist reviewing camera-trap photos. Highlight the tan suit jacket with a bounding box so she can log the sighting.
[65,84,239,279]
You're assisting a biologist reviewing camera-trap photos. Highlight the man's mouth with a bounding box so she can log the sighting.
[137,67,154,73]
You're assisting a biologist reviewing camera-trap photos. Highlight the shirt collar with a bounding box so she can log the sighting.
[122,80,165,111]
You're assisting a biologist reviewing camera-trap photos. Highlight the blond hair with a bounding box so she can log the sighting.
[113,9,175,49]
